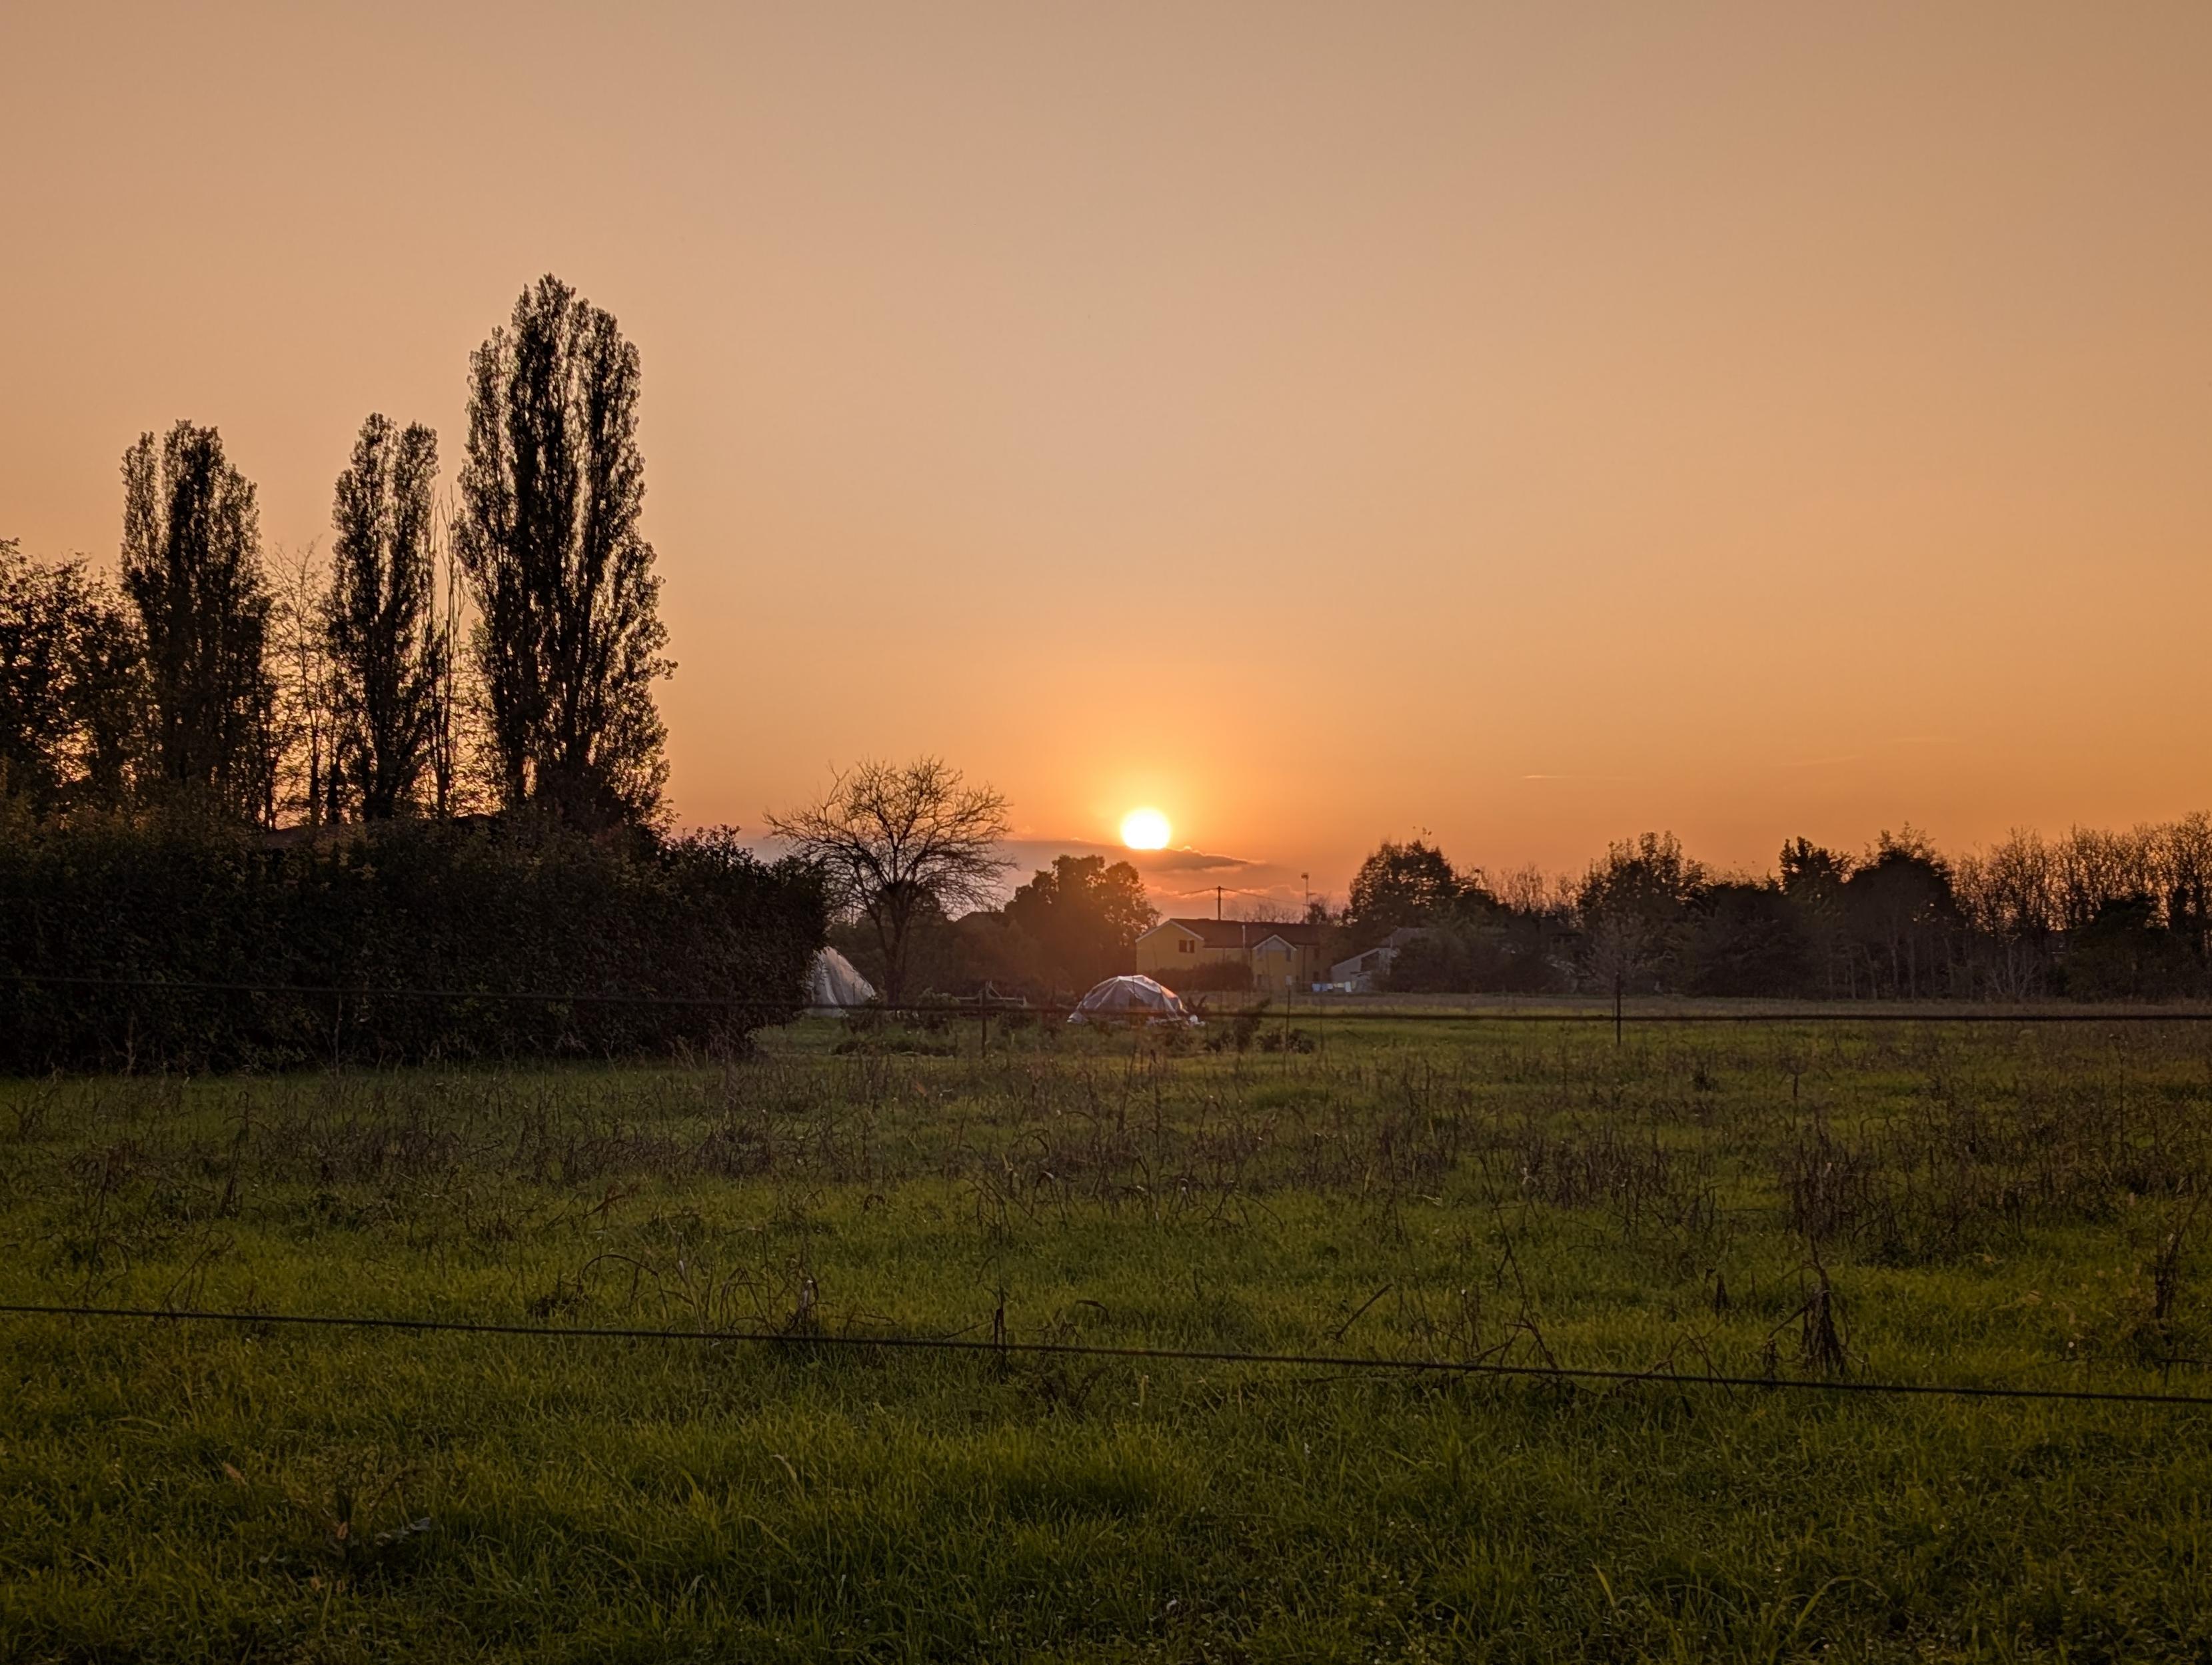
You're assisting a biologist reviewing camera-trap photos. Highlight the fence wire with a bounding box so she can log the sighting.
[5,1301,2211,1408]
[5,971,2208,1024]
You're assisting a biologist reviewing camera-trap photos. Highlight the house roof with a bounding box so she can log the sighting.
[1146,917,1325,950]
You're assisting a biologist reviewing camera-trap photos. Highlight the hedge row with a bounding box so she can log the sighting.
[0,812,825,1071]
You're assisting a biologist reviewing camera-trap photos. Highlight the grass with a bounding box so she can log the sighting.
[3,1015,2212,1660]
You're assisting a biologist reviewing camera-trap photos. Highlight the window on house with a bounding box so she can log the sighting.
[1178,939,1193,953]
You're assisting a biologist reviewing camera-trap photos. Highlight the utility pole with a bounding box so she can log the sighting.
[1216,884,1222,921]
[1302,873,1312,989]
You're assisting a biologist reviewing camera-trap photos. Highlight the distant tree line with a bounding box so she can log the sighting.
[1332,820,2212,1003]
[784,770,2212,1007]
[0,276,822,1066]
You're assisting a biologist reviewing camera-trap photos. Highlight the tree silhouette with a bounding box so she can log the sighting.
[120,422,276,822]
[0,540,141,812]
[455,275,670,826]
[770,758,1010,1004]
[1841,830,1960,999]
[325,414,447,819]
[1346,838,1470,939]
[1003,853,1157,991]
[1577,832,1705,993]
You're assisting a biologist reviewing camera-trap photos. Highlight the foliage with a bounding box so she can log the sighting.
[325,414,449,820]
[2065,895,2195,1000]
[1001,853,1156,993]
[1380,921,1560,995]
[456,275,671,827]
[1340,821,2212,1002]
[1345,837,1470,942]
[1170,955,1256,993]
[0,814,824,1071]
[0,539,141,814]
[1682,881,1815,997]
[1838,829,1961,999]
[1578,832,1706,993]
[120,421,279,822]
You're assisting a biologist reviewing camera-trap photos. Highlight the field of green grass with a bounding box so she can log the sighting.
[5,1015,2212,1661]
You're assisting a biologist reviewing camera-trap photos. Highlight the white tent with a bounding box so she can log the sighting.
[1067,973,1198,1025]
[806,947,876,1014]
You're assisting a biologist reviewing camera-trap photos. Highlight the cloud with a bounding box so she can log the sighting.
[999,838,1258,876]
[1129,847,1258,874]
[739,832,1276,915]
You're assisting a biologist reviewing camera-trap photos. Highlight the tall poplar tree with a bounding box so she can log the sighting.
[325,414,447,819]
[455,275,670,826]
[120,421,277,822]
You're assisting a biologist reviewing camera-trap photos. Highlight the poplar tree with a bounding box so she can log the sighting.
[325,414,446,818]
[455,275,670,826]
[120,421,277,821]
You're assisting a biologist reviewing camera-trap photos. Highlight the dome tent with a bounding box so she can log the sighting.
[1067,973,1198,1025]
[806,947,876,1014]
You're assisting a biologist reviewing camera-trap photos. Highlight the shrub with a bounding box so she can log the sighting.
[0,812,824,1071]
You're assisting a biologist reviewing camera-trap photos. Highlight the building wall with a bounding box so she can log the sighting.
[1136,926,1330,991]
[1135,929,1240,981]
[1252,941,1297,993]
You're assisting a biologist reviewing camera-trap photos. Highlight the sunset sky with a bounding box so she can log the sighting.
[4,3,2208,910]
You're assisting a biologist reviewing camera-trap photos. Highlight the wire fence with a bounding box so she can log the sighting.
[6,977,2208,1412]
[5,970,2209,1025]
[5,1301,2210,1410]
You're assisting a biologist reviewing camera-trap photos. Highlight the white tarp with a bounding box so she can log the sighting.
[1067,973,1198,1024]
[806,947,876,1013]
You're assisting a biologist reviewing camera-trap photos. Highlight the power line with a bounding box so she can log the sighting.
[5,1301,2210,1408]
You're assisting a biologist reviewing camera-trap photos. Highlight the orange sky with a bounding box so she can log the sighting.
[3,3,2208,908]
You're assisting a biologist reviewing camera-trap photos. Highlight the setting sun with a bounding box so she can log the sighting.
[1120,808,1172,850]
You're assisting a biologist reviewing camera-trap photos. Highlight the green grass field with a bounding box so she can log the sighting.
[5,1015,2212,1661]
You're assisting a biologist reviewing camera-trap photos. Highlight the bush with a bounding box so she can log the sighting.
[0,811,824,1071]
[2062,897,2195,1001]
[1172,959,1254,993]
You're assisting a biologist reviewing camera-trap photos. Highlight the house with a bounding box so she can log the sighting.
[1327,926,1436,993]
[1133,917,1330,995]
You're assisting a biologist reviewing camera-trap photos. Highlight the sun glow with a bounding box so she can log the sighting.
[1120,808,1172,850]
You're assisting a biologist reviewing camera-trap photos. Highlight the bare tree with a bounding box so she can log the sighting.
[2056,824,2158,931]
[768,758,1010,1004]
[1955,828,2062,998]
[425,519,471,818]
[271,542,339,827]
[1496,864,1548,917]
[2165,813,2212,961]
